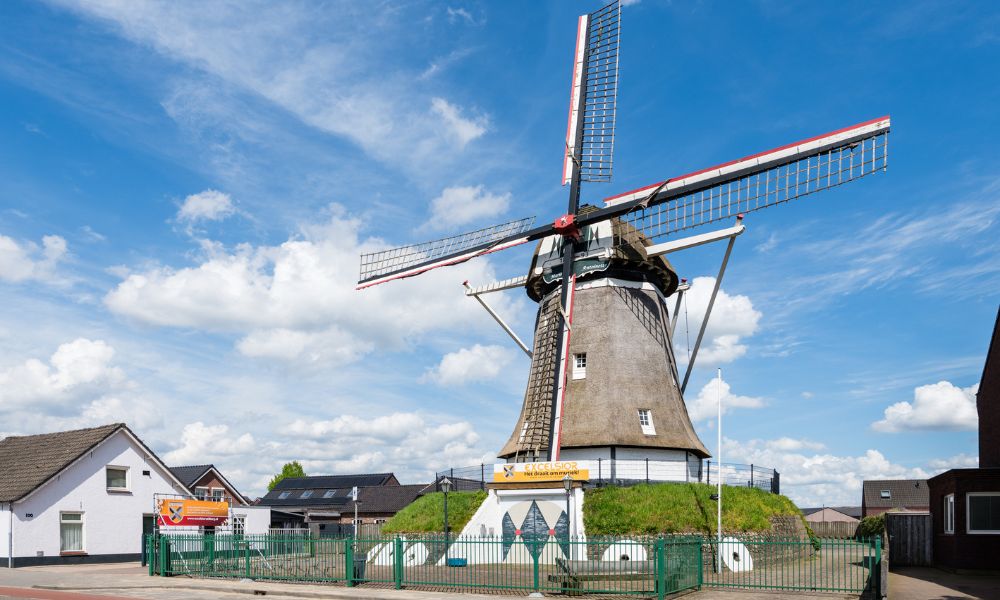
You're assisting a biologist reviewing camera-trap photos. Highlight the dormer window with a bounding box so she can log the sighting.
[572,353,587,379]
[638,409,656,435]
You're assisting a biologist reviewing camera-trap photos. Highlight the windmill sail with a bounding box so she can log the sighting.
[563,0,620,185]
[599,116,890,243]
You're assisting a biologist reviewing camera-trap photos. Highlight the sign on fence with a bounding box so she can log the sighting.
[493,461,589,483]
[157,498,229,527]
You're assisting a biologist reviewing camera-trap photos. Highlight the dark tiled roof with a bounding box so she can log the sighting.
[0,423,124,502]
[258,482,428,515]
[169,465,213,488]
[272,473,396,491]
[863,479,929,508]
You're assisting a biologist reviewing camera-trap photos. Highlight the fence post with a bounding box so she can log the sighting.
[646,458,650,484]
[481,464,485,490]
[346,539,355,587]
[750,464,754,488]
[707,460,711,485]
[147,536,154,577]
[158,536,168,577]
[697,536,704,588]
[598,458,603,485]
[244,538,251,580]
[394,536,404,589]
[875,534,882,597]
[532,540,540,593]
[656,537,666,600]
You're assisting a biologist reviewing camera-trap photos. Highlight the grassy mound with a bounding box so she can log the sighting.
[584,483,802,535]
[383,483,803,536]
[383,490,487,534]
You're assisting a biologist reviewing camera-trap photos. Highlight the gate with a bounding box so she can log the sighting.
[886,512,932,567]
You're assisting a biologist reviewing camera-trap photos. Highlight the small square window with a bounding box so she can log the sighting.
[880,490,891,499]
[278,491,291,500]
[106,466,128,491]
[212,489,225,501]
[195,487,210,500]
[301,490,313,499]
[638,409,656,435]
[572,353,587,380]
[323,490,336,499]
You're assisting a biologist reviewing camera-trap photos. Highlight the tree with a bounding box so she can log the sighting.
[268,461,306,491]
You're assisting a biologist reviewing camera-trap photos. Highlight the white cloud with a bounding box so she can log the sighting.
[872,381,979,432]
[927,453,978,470]
[446,7,476,24]
[177,189,235,223]
[686,377,765,422]
[724,437,929,507]
[427,185,511,230]
[55,2,490,170]
[164,421,256,464]
[431,98,488,148]
[676,277,761,366]
[0,338,125,408]
[422,344,514,386]
[104,206,523,367]
[0,234,67,283]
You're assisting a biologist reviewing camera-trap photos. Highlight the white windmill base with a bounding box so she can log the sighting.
[557,447,702,483]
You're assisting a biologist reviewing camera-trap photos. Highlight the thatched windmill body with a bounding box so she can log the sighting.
[358,1,890,477]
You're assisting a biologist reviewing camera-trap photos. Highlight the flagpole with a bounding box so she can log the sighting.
[716,367,722,573]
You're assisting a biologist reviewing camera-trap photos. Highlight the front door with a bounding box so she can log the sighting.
[141,514,156,565]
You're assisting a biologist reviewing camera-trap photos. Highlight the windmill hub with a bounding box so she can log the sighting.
[553,214,581,240]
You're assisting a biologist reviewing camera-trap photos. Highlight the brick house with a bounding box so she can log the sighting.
[168,464,248,506]
[928,306,1000,569]
[861,479,929,517]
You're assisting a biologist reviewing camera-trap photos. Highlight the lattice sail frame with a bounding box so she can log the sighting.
[358,217,536,286]
[563,0,620,185]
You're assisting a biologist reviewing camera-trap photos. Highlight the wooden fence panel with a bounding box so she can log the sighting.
[886,512,931,567]
[809,521,859,539]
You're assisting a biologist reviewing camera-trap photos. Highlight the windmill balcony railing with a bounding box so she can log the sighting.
[435,460,779,495]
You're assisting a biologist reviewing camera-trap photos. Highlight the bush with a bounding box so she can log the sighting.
[857,514,885,538]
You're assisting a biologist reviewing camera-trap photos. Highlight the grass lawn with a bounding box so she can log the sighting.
[383,490,488,534]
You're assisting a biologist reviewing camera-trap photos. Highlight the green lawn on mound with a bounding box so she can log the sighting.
[382,483,802,536]
[383,490,487,534]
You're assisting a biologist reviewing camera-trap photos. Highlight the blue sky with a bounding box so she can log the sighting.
[0,0,997,507]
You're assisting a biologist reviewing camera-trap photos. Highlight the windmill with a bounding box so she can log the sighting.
[358,1,889,469]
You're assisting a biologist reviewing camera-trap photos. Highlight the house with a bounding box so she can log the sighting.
[801,506,861,524]
[0,423,190,567]
[256,473,428,530]
[169,464,248,506]
[928,306,1000,569]
[861,479,929,517]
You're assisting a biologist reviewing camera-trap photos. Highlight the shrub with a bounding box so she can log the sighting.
[857,514,885,538]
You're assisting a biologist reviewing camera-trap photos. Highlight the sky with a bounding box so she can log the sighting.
[0,0,997,508]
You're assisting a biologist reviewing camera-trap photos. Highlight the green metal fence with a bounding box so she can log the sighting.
[147,533,879,597]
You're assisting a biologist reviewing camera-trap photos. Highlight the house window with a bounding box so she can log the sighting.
[944,494,955,534]
[323,490,336,499]
[212,489,225,501]
[572,353,587,380]
[60,512,84,553]
[278,491,291,500]
[232,515,246,537]
[301,490,314,499]
[880,490,891,500]
[638,409,656,435]
[106,466,128,491]
[967,493,1000,534]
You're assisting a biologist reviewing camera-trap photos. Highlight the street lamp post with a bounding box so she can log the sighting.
[440,477,452,563]
[562,475,573,559]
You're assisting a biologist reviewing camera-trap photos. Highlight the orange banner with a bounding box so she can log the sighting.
[158,498,229,527]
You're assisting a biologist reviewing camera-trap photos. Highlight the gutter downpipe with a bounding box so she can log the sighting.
[8,502,13,569]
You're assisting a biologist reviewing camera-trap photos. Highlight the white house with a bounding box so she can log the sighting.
[0,423,191,567]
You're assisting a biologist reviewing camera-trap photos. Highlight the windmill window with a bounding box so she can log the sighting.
[638,409,656,435]
[880,490,891,499]
[572,353,587,379]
